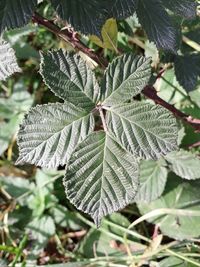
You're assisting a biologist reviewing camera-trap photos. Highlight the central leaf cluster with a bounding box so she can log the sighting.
[16,50,178,225]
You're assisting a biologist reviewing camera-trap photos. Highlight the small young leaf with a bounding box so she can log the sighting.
[64,131,139,226]
[90,18,118,52]
[101,54,151,106]
[0,0,37,34]
[165,150,200,180]
[40,50,100,111]
[136,0,178,52]
[106,102,178,159]
[0,40,21,81]
[16,103,95,168]
[135,159,168,203]
[174,54,200,92]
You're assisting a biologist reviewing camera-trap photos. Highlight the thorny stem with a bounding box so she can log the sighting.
[32,12,108,68]
[32,12,200,133]
[143,86,200,132]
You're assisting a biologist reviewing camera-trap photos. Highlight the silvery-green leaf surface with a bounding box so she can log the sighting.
[106,102,178,159]
[40,50,100,111]
[101,54,151,106]
[0,40,21,81]
[64,131,139,226]
[16,102,95,168]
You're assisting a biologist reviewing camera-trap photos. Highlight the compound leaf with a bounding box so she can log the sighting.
[138,174,200,240]
[0,40,21,81]
[64,131,139,226]
[0,0,37,35]
[165,150,200,180]
[106,102,178,159]
[136,0,178,52]
[101,54,151,106]
[40,50,100,111]
[16,102,95,168]
[135,159,168,203]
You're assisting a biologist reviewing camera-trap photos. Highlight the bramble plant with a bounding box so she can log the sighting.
[1,0,200,232]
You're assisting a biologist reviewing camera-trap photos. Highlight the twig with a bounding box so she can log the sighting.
[32,13,200,133]
[143,86,200,132]
[32,12,108,68]
[188,141,200,149]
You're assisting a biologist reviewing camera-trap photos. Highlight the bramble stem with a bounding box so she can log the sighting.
[32,12,108,68]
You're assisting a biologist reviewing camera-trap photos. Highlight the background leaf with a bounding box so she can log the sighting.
[50,0,108,35]
[0,0,37,34]
[50,0,138,35]
[0,80,33,155]
[138,174,200,240]
[174,54,200,92]
[0,40,21,81]
[161,0,197,19]
[135,159,168,203]
[165,150,200,180]
[136,0,178,52]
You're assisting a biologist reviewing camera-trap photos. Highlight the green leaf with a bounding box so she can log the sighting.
[0,40,21,81]
[165,150,200,180]
[50,0,108,35]
[111,0,138,19]
[136,0,178,52]
[40,50,100,111]
[16,102,95,168]
[0,0,37,34]
[26,215,55,254]
[157,69,186,106]
[0,176,33,201]
[0,116,21,155]
[64,131,139,226]
[159,256,198,267]
[101,54,151,106]
[138,174,200,240]
[90,18,118,52]
[78,228,111,258]
[39,263,87,267]
[161,0,197,19]
[135,159,168,203]
[174,54,200,92]
[50,0,137,35]
[0,81,33,155]
[0,79,34,118]
[106,102,178,159]
[50,205,84,230]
